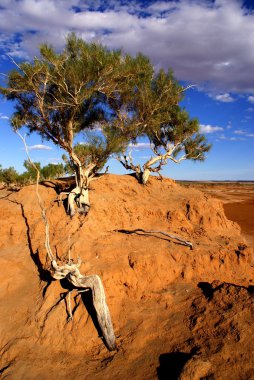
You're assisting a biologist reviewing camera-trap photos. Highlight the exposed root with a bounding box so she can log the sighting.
[51,260,116,351]
[59,187,90,217]
[16,131,116,351]
[115,228,193,249]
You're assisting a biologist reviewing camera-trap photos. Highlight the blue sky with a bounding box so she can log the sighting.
[0,0,254,180]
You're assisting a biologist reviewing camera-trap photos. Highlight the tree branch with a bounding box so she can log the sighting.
[115,228,193,249]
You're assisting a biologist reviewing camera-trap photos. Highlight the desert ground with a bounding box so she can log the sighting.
[0,176,253,379]
[181,181,254,249]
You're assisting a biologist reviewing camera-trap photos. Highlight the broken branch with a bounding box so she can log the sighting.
[115,228,193,249]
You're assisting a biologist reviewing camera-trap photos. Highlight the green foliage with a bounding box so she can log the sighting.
[0,166,19,184]
[150,106,211,162]
[41,163,64,179]
[23,160,41,181]
[0,161,66,185]
[0,33,210,182]
[0,33,154,181]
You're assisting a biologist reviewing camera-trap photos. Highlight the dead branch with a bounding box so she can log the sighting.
[116,149,140,173]
[16,131,55,262]
[51,260,116,350]
[115,228,193,249]
[180,84,197,92]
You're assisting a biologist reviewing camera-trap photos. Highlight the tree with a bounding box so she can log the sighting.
[41,162,65,180]
[0,33,152,215]
[117,70,211,184]
[23,160,41,181]
[0,165,19,184]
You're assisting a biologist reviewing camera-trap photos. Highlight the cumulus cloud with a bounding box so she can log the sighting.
[247,96,254,103]
[200,124,223,134]
[27,144,52,150]
[0,0,254,93]
[0,113,9,119]
[214,93,235,103]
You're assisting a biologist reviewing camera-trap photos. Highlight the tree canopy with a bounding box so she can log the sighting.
[117,70,211,184]
[1,34,153,187]
[0,33,211,210]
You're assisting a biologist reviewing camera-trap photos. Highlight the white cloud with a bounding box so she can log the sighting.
[230,137,246,141]
[27,144,52,150]
[214,93,235,103]
[246,134,254,137]
[129,142,151,149]
[0,1,254,93]
[247,96,254,103]
[234,129,246,135]
[0,113,9,120]
[200,124,223,134]
[49,159,62,164]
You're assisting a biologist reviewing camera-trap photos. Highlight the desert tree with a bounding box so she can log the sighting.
[117,70,211,184]
[0,164,19,184]
[0,33,152,214]
[41,162,65,180]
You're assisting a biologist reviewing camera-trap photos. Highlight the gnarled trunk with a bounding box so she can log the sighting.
[52,260,116,351]
[135,168,150,185]
[140,168,151,185]
[68,151,96,217]
[67,185,90,217]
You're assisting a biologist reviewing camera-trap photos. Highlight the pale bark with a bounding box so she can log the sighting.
[17,131,116,351]
[52,260,116,351]
[116,228,193,249]
[140,168,150,185]
[67,149,97,216]
[67,186,90,217]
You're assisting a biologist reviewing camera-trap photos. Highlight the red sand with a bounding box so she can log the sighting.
[0,175,254,379]
[186,182,254,249]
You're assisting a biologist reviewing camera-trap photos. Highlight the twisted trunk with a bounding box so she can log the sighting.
[134,168,150,185]
[68,150,96,217]
[52,260,116,351]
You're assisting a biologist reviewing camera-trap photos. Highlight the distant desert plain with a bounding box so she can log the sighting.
[179,181,254,249]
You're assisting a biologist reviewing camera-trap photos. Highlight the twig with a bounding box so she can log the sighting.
[180,84,197,92]
[6,54,27,76]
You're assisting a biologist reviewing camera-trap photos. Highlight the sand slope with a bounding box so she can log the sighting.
[0,175,253,379]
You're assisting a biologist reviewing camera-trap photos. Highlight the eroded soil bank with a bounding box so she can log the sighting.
[0,175,254,379]
[184,181,254,249]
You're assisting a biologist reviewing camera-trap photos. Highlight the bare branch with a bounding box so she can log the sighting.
[15,130,55,262]
[115,228,193,249]
[6,54,27,76]
[180,84,197,92]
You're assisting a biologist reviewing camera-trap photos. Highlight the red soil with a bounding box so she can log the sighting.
[0,175,253,379]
